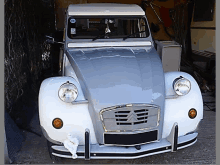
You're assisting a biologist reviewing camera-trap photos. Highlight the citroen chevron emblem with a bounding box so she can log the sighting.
[127,112,138,122]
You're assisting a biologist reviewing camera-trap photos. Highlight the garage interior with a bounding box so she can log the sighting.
[4,0,216,164]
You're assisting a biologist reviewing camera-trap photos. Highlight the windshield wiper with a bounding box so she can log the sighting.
[123,31,146,40]
[92,33,107,41]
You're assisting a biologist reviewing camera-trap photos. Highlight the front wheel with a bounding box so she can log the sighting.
[47,140,63,163]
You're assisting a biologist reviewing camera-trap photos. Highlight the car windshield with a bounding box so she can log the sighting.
[67,16,150,40]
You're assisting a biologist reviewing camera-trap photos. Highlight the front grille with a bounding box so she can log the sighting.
[115,109,148,125]
[100,104,160,132]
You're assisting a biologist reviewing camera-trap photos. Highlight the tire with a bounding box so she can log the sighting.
[47,140,63,163]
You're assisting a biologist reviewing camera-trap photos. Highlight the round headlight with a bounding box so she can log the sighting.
[58,81,78,103]
[173,77,191,96]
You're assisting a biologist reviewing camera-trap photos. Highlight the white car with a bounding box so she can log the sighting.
[39,3,203,161]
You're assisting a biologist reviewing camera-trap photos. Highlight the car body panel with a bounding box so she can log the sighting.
[68,3,145,16]
[65,46,165,143]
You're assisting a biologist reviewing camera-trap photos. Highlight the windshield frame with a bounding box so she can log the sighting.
[65,15,151,41]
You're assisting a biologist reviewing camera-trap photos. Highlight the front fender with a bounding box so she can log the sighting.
[162,72,203,138]
[38,76,97,145]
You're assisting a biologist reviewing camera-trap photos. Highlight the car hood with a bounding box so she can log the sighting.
[66,46,165,111]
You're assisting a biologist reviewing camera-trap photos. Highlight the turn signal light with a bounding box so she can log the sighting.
[52,118,63,129]
[188,109,197,119]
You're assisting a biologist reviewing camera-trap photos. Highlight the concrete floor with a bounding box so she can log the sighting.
[12,92,216,164]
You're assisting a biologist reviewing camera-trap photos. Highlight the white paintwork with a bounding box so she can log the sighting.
[68,3,145,16]
[67,41,152,48]
[39,77,97,145]
[39,73,202,147]
[63,53,79,82]
[162,72,203,139]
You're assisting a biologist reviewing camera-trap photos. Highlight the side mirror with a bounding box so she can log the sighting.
[45,35,64,44]
[46,35,55,44]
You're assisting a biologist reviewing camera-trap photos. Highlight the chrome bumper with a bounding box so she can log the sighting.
[51,132,198,159]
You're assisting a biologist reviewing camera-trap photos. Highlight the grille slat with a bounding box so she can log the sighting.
[134,121,146,125]
[115,108,149,126]
[136,113,148,116]
[117,123,132,125]
[115,115,128,117]
[116,119,127,121]
[115,111,130,114]
[135,112,149,115]
[136,118,148,122]
[134,109,148,113]
[135,111,148,115]
[137,117,147,120]
[115,119,148,124]
[115,117,128,120]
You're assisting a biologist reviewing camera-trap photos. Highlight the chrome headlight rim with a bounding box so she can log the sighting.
[173,76,191,96]
[58,81,78,103]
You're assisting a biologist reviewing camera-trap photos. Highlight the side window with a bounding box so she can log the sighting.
[139,18,146,37]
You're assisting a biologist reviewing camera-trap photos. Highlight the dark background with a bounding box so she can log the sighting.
[4,0,59,128]
[193,0,215,22]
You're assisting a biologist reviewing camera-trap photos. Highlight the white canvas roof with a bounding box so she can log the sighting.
[68,3,145,16]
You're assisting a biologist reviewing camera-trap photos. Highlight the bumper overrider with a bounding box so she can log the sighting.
[47,124,198,160]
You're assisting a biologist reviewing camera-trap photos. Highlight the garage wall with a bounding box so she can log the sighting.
[144,0,174,41]
[190,2,216,53]
[55,0,87,30]
[55,0,177,41]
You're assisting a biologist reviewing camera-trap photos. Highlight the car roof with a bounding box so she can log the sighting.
[68,3,145,16]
